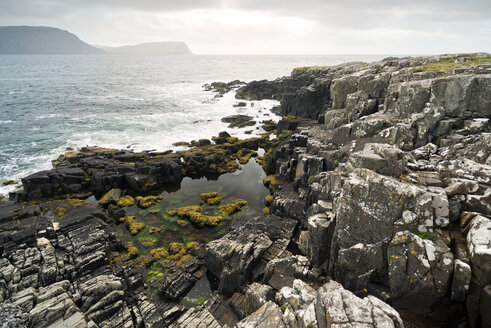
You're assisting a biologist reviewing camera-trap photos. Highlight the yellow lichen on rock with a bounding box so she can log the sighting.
[200,192,219,201]
[219,200,247,216]
[117,195,136,207]
[176,255,193,266]
[236,149,256,165]
[168,205,202,217]
[127,242,139,257]
[149,209,160,214]
[135,195,163,208]
[168,205,223,227]
[140,240,155,248]
[121,216,145,235]
[52,206,67,220]
[150,248,169,261]
[168,242,185,255]
[263,175,281,193]
[98,188,120,206]
[207,197,222,205]
[149,227,162,234]
[265,195,274,206]
[193,214,223,227]
[186,241,199,250]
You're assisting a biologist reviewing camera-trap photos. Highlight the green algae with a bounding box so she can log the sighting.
[111,159,268,302]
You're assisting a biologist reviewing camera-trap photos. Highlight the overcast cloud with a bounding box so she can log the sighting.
[0,0,489,54]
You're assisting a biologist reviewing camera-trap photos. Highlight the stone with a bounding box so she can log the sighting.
[465,214,491,285]
[314,280,404,327]
[348,143,406,177]
[236,301,290,328]
[276,279,317,311]
[0,302,28,328]
[307,213,334,269]
[451,259,472,302]
[481,284,491,327]
[205,230,272,295]
[171,307,221,328]
[387,231,453,312]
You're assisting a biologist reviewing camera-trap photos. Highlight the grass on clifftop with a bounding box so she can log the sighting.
[412,53,491,72]
[293,65,329,72]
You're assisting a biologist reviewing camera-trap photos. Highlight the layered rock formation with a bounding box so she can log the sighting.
[1,53,490,327]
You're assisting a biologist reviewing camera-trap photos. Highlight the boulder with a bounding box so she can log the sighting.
[387,231,453,312]
[314,280,404,328]
[205,230,272,295]
[236,301,291,328]
[348,143,406,177]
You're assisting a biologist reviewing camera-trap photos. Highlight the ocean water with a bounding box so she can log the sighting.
[0,54,386,195]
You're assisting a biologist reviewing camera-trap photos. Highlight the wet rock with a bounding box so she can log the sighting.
[203,80,245,97]
[221,114,256,128]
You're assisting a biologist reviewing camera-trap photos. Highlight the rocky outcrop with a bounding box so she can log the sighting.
[258,54,490,325]
[235,280,404,328]
[1,53,490,328]
[0,200,164,328]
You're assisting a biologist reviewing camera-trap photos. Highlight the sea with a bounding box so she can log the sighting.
[0,54,387,196]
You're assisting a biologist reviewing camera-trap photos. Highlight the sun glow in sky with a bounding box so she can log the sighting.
[0,0,490,54]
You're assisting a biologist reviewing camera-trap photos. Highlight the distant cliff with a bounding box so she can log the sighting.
[0,26,103,54]
[95,42,192,55]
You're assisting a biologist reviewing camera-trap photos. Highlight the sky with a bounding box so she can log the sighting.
[0,0,490,55]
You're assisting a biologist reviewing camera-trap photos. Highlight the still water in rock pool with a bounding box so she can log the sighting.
[105,158,269,304]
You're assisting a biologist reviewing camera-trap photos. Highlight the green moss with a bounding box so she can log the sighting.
[415,231,438,241]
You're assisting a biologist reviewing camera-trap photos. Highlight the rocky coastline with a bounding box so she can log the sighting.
[1,53,490,327]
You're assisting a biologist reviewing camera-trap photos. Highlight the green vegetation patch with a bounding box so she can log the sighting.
[412,53,491,72]
[415,231,438,241]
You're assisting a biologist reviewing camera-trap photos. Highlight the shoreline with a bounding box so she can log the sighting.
[0,53,490,328]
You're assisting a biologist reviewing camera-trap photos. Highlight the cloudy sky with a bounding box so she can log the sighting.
[1,0,490,54]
